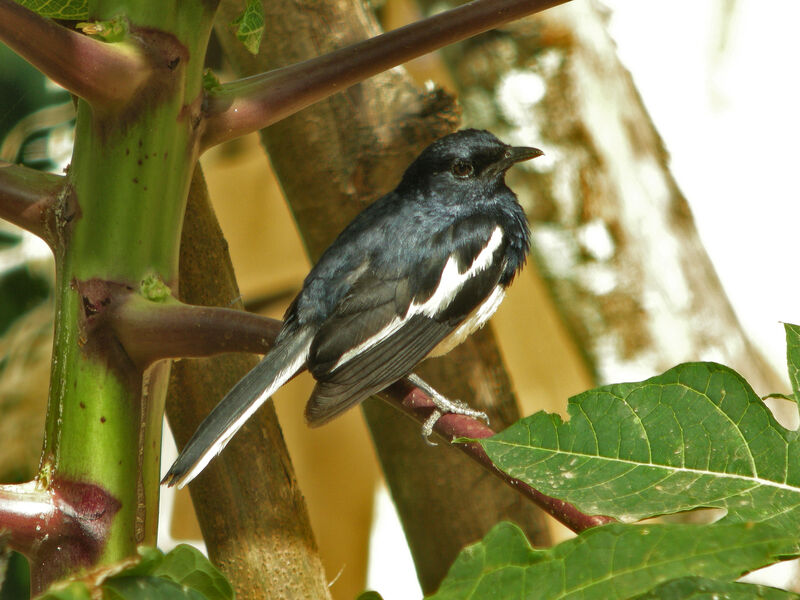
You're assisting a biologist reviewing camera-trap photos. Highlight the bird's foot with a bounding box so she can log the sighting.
[406,373,489,445]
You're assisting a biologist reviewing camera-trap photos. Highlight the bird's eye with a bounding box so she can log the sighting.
[451,159,474,178]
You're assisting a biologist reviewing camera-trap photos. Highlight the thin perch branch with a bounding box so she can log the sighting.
[112,294,282,367]
[0,0,149,107]
[379,382,614,533]
[0,161,65,246]
[201,0,570,149]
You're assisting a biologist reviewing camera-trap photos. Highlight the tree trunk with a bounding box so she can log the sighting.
[166,168,331,600]
[214,0,553,593]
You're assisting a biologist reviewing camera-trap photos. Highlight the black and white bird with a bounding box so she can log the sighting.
[163,129,542,488]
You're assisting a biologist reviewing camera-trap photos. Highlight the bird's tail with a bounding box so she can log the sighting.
[162,328,313,488]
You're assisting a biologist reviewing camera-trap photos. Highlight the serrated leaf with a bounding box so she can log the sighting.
[480,362,800,530]
[38,582,92,600]
[103,576,206,600]
[14,0,88,20]
[632,576,800,599]
[153,545,233,600]
[785,324,800,407]
[428,521,795,600]
[231,0,264,55]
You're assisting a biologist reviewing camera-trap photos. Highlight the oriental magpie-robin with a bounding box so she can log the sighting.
[163,129,542,488]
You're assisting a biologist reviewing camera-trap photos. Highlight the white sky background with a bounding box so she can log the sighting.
[604,0,800,375]
[369,2,800,597]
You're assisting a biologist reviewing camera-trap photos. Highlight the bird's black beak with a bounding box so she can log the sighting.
[506,146,544,166]
[490,146,544,176]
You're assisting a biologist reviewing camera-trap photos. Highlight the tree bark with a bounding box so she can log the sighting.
[166,168,331,600]
[214,0,552,593]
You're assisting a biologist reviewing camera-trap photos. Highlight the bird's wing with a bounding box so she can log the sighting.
[305,219,507,426]
[162,327,314,488]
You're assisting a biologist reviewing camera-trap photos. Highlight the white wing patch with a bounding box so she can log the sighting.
[331,226,504,372]
[429,285,505,357]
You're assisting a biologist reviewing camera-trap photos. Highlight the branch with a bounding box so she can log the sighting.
[201,0,570,148]
[111,293,283,367]
[378,382,614,533]
[0,478,120,591]
[0,0,149,107]
[0,161,65,246]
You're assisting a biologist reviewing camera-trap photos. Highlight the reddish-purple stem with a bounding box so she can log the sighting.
[0,0,149,107]
[380,381,615,533]
[0,478,120,594]
[201,0,570,149]
[0,161,65,247]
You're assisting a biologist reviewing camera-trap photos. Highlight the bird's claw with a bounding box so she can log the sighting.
[421,410,442,446]
[420,396,490,445]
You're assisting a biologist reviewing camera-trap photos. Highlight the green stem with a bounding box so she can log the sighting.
[27,2,217,591]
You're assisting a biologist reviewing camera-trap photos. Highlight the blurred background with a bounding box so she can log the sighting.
[1,0,798,598]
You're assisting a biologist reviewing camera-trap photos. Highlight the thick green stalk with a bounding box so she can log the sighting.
[30,3,216,591]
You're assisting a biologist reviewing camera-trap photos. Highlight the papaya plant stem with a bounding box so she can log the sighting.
[112,295,281,366]
[201,0,571,149]
[0,162,64,246]
[0,0,150,107]
[15,1,218,590]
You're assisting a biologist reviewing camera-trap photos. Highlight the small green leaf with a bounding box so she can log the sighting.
[153,545,233,600]
[114,546,166,578]
[202,69,222,93]
[76,17,127,43]
[632,576,800,599]
[784,323,800,407]
[480,362,800,531]
[428,521,796,600]
[38,582,92,600]
[14,0,88,20]
[231,0,265,55]
[103,577,206,600]
[140,273,171,302]
[101,546,232,600]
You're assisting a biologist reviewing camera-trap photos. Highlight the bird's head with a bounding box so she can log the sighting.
[397,129,543,199]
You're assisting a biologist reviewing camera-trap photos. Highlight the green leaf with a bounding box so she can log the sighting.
[231,0,264,55]
[76,17,127,43]
[632,576,800,599]
[103,577,206,600]
[152,545,233,600]
[428,521,795,600]
[480,362,800,530]
[38,582,92,600]
[102,546,232,600]
[14,0,88,20]
[357,592,385,600]
[784,323,800,406]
